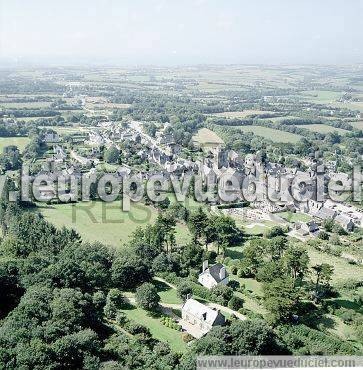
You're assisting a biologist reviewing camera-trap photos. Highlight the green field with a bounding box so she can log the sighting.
[229,125,302,143]
[51,126,84,134]
[211,110,277,118]
[192,128,224,148]
[17,116,55,122]
[0,137,30,152]
[0,101,51,109]
[306,244,363,285]
[350,121,363,130]
[300,90,342,104]
[39,200,191,247]
[278,211,312,223]
[229,213,278,236]
[120,306,186,353]
[300,124,349,135]
[153,279,182,305]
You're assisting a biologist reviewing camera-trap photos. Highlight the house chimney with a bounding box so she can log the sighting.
[219,266,226,280]
[202,260,208,272]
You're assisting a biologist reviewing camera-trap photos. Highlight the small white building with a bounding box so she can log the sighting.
[198,261,229,289]
[181,298,225,338]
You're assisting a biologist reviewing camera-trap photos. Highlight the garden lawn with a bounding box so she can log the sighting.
[120,306,187,353]
[153,279,182,305]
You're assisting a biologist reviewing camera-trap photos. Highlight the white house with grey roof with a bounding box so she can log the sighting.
[198,261,229,289]
[181,298,225,338]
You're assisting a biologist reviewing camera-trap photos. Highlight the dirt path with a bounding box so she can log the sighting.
[154,276,177,290]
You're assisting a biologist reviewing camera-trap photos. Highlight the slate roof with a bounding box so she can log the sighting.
[314,207,336,220]
[207,263,228,283]
[182,299,221,325]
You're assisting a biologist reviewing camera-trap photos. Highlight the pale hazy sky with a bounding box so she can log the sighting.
[0,0,362,65]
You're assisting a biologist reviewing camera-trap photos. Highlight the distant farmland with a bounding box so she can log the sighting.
[211,110,277,118]
[300,90,342,104]
[350,121,363,130]
[300,124,350,135]
[229,125,302,143]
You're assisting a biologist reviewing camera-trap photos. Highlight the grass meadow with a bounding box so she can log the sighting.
[0,137,30,152]
[229,125,302,143]
[39,200,192,248]
[300,124,350,135]
[192,127,224,148]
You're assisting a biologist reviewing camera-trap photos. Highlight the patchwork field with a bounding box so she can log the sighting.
[0,136,30,152]
[229,125,302,143]
[300,124,350,135]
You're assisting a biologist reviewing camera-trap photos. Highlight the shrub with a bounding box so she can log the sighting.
[135,282,160,311]
[228,296,244,311]
[264,226,286,239]
[182,332,194,343]
[277,324,358,355]
[332,223,347,236]
[223,257,231,266]
[237,283,246,293]
[228,280,240,290]
[125,322,151,335]
[238,308,264,320]
[318,231,329,240]
[115,311,128,326]
[237,268,249,278]
[177,281,193,301]
[210,285,234,306]
[231,266,238,275]
[161,316,181,331]
[104,289,125,319]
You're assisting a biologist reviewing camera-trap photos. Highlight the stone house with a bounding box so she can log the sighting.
[198,261,229,289]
